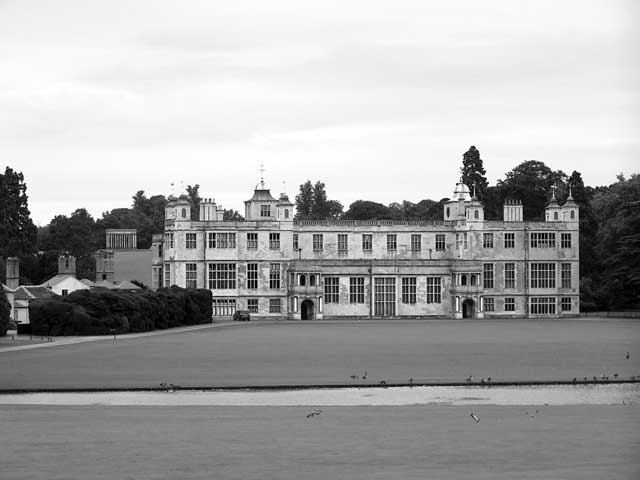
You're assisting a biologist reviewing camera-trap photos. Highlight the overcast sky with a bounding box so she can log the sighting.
[1,0,638,225]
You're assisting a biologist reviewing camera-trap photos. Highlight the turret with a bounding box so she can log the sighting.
[174,194,191,223]
[443,179,471,221]
[58,253,77,277]
[545,187,562,222]
[277,192,294,221]
[466,186,484,222]
[199,198,218,221]
[244,180,278,221]
[562,187,579,223]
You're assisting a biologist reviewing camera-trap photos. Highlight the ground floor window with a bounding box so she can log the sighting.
[426,277,441,304]
[484,297,494,312]
[530,297,556,315]
[504,297,515,311]
[324,277,339,303]
[186,263,197,289]
[269,298,282,313]
[401,277,417,304]
[561,297,572,312]
[212,298,236,316]
[247,298,258,313]
[164,264,171,287]
[349,277,365,304]
[374,277,396,316]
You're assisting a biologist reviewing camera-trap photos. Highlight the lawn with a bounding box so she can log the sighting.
[0,404,638,480]
[1,319,638,390]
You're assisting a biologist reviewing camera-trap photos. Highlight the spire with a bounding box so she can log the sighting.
[551,185,557,201]
[259,163,265,189]
[567,185,573,200]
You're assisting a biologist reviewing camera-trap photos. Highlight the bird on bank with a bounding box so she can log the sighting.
[465,375,473,383]
[626,352,630,360]
[470,413,479,423]
[306,409,322,418]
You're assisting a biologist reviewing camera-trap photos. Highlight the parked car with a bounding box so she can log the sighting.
[233,310,251,322]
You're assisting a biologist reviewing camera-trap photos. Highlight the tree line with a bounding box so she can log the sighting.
[1,149,638,311]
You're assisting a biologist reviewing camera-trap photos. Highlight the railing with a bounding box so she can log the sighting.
[294,219,463,227]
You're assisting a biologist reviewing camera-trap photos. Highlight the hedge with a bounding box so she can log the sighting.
[29,287,212,336]
[0,288,10,337]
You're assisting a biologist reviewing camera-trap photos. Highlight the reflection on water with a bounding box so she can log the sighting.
[0,384,638,406]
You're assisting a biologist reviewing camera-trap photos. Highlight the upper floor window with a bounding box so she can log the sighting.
[504,263,515,289]
[208,233,236,249]
[531,232,556,248]
[362,234,373,252]
[530,263,556,289]
[411,234,421,251]
[247,233,258,250]
[570,210,575,220]
[504,232,515,248]
[247,263,258,289]
[165,233,174,249]
[269,233,280,250]
[181,208,187,218]
[284,209,289,218]
[185,263,197,289]
[435,234,446,251]
[338,234,348,253]
[561,233,571,248]
[293,234,299,250]
[313,234,323,252]
[387,234,397,251]
[260,205,271,217]
[186,233,197,249]
[483,233,494,248]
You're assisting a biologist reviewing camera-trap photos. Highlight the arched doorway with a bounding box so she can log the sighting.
[462,299,475,319]
[301,299,314,320]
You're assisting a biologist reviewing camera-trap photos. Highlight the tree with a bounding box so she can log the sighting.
[223,209,244,221]
[186,184,201,221]
[343,200,392,220]
[295,181,314,219]
[460,146,489,198]
[0,167,37,258]
[496,160,567,221]
[0,286,10,336]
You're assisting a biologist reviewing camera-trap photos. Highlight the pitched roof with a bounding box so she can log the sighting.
[80,279,96,287]
[1,283,14,293]
[41,273,86,289]
[115,280,142,290]
[13,286,57,301]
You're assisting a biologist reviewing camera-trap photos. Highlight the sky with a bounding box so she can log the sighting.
[1,0,638,225]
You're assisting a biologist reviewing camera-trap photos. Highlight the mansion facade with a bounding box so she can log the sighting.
[157,179,580,320]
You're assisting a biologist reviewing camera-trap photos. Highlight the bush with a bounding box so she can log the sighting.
[28,287,213,336]
[0,288,10,337]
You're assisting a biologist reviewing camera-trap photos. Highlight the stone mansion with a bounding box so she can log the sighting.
[157,179,579,320]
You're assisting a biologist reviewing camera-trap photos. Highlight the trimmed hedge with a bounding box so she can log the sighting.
[29,287,212,336]
[0,288,10,337]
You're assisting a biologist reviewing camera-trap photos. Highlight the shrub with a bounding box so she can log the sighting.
[28,287,212,336]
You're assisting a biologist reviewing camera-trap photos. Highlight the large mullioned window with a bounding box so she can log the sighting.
[208,263,236,289]
[504,263,515,289]
[483,263,494,289]
[208,233,236,249]
[324,277,339,303]
[530,297,556,315]
[411,234,421,251]
[531,232,556,248]
[185,263,197,289]
[435,234,446,251]
[313,234,323,252]
[374,278,396,316]
[401,277,417,304]
[247,263,258,289]
[269,263,280,289]
[362,234,373,252]
[531,263,556,289]
[349,277,365,304]
[426,277,441,303]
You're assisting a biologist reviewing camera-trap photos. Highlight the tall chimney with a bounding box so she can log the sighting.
[5,257,19,290]
[58,254,77,277]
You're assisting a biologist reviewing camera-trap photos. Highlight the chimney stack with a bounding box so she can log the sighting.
[5,257,19,290]
[58,253,77,277]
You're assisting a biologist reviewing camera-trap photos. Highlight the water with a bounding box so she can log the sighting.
[0,384,637,406]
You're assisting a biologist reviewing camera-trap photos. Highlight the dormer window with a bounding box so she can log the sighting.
[261,205,271,217]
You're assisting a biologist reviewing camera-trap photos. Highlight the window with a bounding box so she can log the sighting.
[387,234,397,251]
[310,274,316,286]
[411,234,421,251]
[570,210,575,220]
[293,234,299,250]
[504,232,515,248]
[246,232,258,250]
[504,297,515,311]
[269,263,280,289]
[208,263,237,289]
[247,263,258,289]
[530,263,556,288]
[247,298,258,313]
[61,289,68,296]
[312,234,323,251]
[260,205,271,217]
[208,233,236,249]
[530,297,556,315]
[504,263,515,289]
[401,277,417,304]
[561,297,572,312]
[212,299,236,316]
[186,263,197,289]
[349,277,365,304]
[269,298,281,313]
[561,263,572,288]
[531,232,556,248]
[456,233,468,249]
[338,234,348,253]
[435,234,446,251]
[483,233,494,248]
[484,297,495,312]
[362,234,373,252]
[186,233,197,249]
[299,274,306,286]
[164,264,171,287]
[181,208,187,218]
[561,233,571,248]
[165,233,174,249]
[284,209,289,219]
[374,278,396,316]
[324,277,339,303]
[426,277,441,303]
[269,233,280,250]
[483,263,494,289]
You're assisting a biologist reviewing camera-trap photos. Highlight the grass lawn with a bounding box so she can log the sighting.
[1,319,639,390]
[1,404,638,480]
